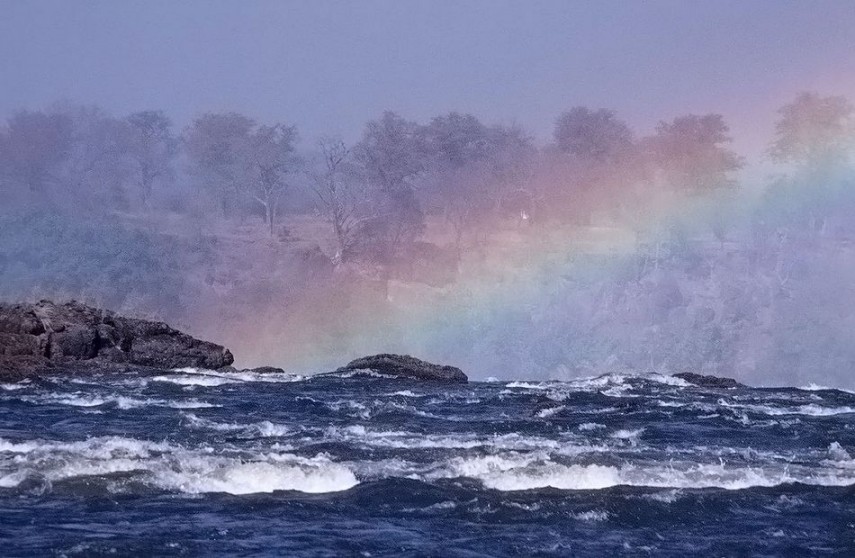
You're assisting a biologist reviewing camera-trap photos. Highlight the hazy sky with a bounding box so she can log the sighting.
[2,0,854,157]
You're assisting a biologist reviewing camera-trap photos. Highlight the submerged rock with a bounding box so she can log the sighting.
[334,354,468,383]
[674,372,745,389]
[0,300,233,379]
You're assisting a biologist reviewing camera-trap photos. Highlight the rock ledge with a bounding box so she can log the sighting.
[673,372,745,389]
[0,300,233,380]
[334,354,468,383]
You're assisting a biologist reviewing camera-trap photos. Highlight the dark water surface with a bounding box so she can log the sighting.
[2,369,855,556]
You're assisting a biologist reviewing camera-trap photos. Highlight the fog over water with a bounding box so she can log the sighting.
[2,1,855,387]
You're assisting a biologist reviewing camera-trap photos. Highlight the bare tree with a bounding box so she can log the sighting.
[308,137,368,263]
[242,123,299,236]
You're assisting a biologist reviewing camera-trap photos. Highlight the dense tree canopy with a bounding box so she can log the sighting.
[125,110,177,206]
[644,114,743,193]
[553,107,634,163]
[770,92,854,167]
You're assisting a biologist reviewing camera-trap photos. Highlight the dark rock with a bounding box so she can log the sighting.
[674,372,745,389]
[0,333,43,356]
[334,353,468,383]
[215,365,286,375]
[0,355,52,381]
[0,305,45,335]
[248,366,287,375]
[0,300,233,379]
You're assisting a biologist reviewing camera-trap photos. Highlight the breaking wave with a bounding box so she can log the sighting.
[0,435,357,494]
[15,392,218,409]
[428,452,855,491]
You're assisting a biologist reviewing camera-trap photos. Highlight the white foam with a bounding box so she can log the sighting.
[152,375,236,387]
[537,405,566,418]
[17,392,218,410]
[610,428,645,445]
[0,435,356,495]
[324,399,373,420]
[154,367,304,387]
[505,381,546,390]
[656,400,687,408]
[22,393,108,407]
[0,470,29,488]
[646,374,692,387]
[428,451,855,491]
[802,383,830,391]
[718,399,855,417]
[644,489,683,503]
[794,404,855,416]
[166,400,220,409]
[566,372,691,391]
[322,425,608,455]
[504,501,541,512]
[433,453,621,490]
[1,381,31,391]
[154,454,357,495]
[601,386,633,398]
[520,373,694,403]
[828,442,852,462]
[800,383,855,394]
[182,414,289,437]
[578,423,606,431]
[572,510,609,521]
[330,369,398,380]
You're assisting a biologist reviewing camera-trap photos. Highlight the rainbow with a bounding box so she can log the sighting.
[233,105,854,381]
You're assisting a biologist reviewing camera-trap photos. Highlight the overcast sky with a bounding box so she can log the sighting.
[2,0,854,158]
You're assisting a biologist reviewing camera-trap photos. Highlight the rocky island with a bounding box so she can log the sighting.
[0,300,469,383]
[331,353,468,383]
[4,301,755,390]
[0,300,233,380]
[673,372,745,389]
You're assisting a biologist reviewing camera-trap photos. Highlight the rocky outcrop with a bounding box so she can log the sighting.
[0,300,233,379]
[334,354,468,383]
[674,372,745,389]
[217,365,287,375]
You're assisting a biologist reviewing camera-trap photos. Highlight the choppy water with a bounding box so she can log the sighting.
[2,368,855,556]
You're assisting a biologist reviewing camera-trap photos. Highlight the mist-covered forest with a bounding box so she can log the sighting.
[1,93,854,385]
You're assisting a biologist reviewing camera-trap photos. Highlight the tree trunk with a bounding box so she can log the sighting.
[140,165,156,209]
[334,220,347,263]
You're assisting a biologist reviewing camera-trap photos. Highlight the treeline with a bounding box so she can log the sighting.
[0,93,852,264]
[1,93,854,379]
